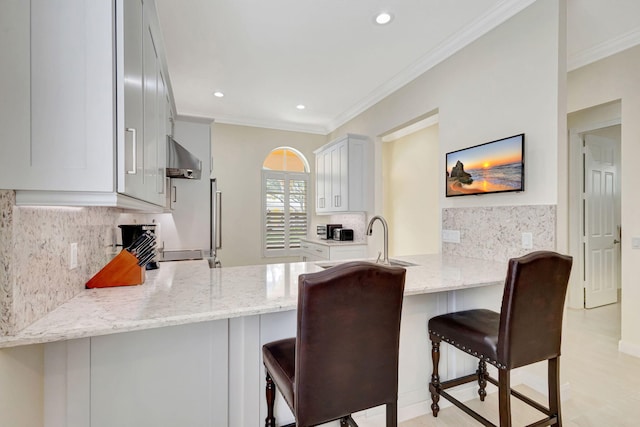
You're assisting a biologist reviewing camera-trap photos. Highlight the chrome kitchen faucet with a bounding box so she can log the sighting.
[366,215,389,265]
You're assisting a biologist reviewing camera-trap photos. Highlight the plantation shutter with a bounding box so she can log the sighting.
[264,171,308,256]
[288,176,307,249]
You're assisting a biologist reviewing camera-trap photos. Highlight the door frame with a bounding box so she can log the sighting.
[568,118,621,309]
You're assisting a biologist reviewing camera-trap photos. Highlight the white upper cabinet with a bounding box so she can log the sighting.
[121,0,145,200]
[0,0,172,210]
[314,134,371,214]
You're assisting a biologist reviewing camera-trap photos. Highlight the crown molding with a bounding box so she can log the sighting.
[175,115,215,125]
[568,27,640,72]
[327,0,537,133]
[211,114,329,135]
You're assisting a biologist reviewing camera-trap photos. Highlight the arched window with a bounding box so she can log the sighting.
[262,147,310,257]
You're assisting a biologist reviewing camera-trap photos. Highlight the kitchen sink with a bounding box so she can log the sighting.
[317,259,418,269]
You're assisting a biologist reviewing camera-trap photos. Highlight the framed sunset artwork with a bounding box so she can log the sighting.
[445,134,524,197]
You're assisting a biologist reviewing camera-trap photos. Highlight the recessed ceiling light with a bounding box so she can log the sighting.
[296,104,306,110]
[213,91,224,98]
[374,11,393,25]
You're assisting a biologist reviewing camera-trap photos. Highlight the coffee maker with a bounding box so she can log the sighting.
[118,224,159,270]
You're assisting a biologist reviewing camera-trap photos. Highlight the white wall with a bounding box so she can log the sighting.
[568,44,640,357]
[382,124,440,256]
[329,1,565,212]
[328,0,566,260]
[211,123,326,267]
[0,345,44,427]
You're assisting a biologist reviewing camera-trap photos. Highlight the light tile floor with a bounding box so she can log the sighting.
[389,303,640,426]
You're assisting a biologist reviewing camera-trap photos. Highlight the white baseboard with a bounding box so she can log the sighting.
[619,340,640,358]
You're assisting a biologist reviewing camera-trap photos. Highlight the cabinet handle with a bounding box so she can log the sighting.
[126,128,137,174]
[158,169,164,194]
[319,197,325,208]
[215,191,222,250]
[172,185,177,203]
[315,249,322,253]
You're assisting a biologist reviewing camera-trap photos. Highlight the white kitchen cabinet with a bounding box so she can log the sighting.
[314,134,371,214]
[0,0,171,210]
[0,0,30,186]
[142,9,166,207]
[299,239,367,262]
[121,0,145,199]
[45,321,229,427]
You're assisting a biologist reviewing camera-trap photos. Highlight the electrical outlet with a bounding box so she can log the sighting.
[442,229,461,244]
[522,232,533,249]
[632,237,640,250]
[70,243,78,269]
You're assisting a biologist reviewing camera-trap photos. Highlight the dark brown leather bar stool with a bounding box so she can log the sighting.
[428,251,573,427]
[262,261,406,427]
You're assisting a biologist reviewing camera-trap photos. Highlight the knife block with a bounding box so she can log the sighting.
[86,250,145,289]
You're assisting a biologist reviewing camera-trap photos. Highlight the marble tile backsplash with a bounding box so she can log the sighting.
[325,213,367,242]
[0,190,121,335]
[442,205,556,262]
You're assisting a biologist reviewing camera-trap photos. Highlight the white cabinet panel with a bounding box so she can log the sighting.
[121,0,145,198]
[1,0,171,210]
[90,321,228,427]
[5,0,116,192]
[0,0,30,189]
[299,239,367,262]
[142,14,162,205]
[314,134,371,214]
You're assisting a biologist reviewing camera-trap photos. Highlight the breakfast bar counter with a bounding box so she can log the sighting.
[0,254,506,349]
[2,254,508,427]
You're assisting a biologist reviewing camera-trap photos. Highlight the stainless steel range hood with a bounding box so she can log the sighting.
[166,136,202,179]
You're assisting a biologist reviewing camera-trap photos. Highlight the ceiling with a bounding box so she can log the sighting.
[154,0,640,135]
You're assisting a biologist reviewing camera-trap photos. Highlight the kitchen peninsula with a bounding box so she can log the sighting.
[1,255,507,426]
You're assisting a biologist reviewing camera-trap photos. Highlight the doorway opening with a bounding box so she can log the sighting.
[380,113,440,257]
[568,102,621,310]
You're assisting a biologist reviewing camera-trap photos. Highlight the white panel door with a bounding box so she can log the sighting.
[584,134,619,308]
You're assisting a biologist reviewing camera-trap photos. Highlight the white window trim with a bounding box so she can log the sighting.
[262,170,309,258]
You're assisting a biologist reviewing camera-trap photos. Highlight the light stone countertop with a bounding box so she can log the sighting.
[0,254,507,349]
[300,238,367,246]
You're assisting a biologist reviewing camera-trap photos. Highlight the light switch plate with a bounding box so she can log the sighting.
[522,232,533,249]
[442,229,461,244]
[69,243,78,269]
[632,237,640,250]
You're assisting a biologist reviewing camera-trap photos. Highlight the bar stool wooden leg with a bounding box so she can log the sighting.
[265,373,276,427]
[549,357,562,426]
[387,401,398,427]
[477,359,488,402]
[429,339,441,416]
[498,369,512,427]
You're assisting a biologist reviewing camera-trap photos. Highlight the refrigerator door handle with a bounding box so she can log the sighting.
[215,191,222,250]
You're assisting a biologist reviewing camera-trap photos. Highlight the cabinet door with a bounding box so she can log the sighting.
[143,17,159,204]
[90,321,228,427]
[121,0,145,198]
[315,151,330,213]
[154,70,168,203]
[17,0,115,192]
[0,0,30,190]
[330,140,348,212]
[329,245,367,261]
